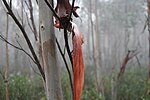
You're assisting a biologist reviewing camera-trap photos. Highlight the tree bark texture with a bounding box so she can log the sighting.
[39,0,63,99]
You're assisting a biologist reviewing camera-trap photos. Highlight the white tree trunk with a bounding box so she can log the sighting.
[39,0,63,99]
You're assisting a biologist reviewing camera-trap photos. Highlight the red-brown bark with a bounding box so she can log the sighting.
[72,22,84,100]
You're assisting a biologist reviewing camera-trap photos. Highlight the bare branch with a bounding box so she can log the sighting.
[28,59,41,76]
[28,0,38,41]
[24,0,38,41]
[56,37,73,96]
[43,0,76,68]
[36,0,38,4]
[135,55,141,67]
[69,0,76,21]
[1,0,45,81]
[0,34,36,64]
[128,50,140,60]
[16,11,23,25]
[24,10,34,33]
[43,0,60,20]
[141,16,148,34]
[64,29,73,67]
[117,50,140,80]
[10,0,12,9]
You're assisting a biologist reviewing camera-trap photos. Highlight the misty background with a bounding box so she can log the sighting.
[0,0,149,99]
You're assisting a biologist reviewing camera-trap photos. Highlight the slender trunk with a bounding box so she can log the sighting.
[94,0,103,94]
[5,13,9,100]
[124,0,129,53]
[111,79,117,100]
[28,0,38,41]
[147,0,150,84]
[39,0,63,99]
[21,0,24,26]
[89,0,97,90]
[90,0,103,95]
[89,0,97,87]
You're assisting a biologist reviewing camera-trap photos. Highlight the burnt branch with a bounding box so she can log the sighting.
[117,50,140,80]
[68,0,76,21]
[2,0,45,81]
[56,37,73,97]
[64,29,73,67]
[43,0,60,20]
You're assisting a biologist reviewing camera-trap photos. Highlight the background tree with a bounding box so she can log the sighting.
[0,0,149,100]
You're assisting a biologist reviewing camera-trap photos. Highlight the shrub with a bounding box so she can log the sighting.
[0,66,150,100]
[0,74,45,100]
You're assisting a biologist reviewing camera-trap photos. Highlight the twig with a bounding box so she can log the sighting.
[56,37,73,97]
[43,0,60,20]
[141,16,148,34]
[10,0,12,9]
[135,55,141,67]
[117,50,140,80]
[64,29,73,67]
[43,0,75,68]
[36,0,38,4]
[0,34,36,64]
[1,0,45,81]
[24,10,34,33]
[16,11,23,25]
[28,59,41,76]
[69,0,76,21]
[28,0,38,41]
[24,1,36,36]
[63,45,66,55]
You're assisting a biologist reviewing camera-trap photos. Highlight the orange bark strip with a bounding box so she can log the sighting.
[72,22,84,100]
[54,23,60,28]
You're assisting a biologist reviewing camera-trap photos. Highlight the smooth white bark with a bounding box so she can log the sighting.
[39,0,63,99]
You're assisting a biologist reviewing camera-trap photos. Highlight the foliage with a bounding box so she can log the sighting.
[0,67,150,100]
[103,67,150,100]
[117,67,150,100]
[61,71,72,100]
[61,69,103,100]
[0,74,45,100]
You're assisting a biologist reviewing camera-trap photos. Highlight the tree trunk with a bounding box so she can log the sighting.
[147,0,150,84]
[39,0,63,100]
[94,0,104,95]
[5,13,9,100]
[89,0,103,95]
[89,0,97,92]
